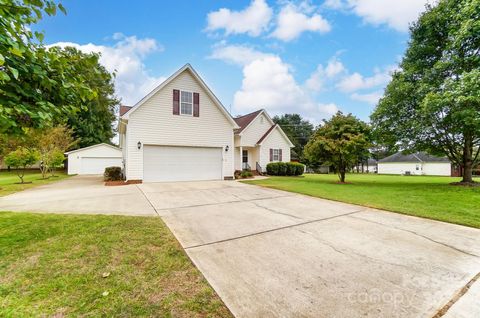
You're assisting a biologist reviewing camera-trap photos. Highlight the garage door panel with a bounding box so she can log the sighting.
[144,146,222,182]
[80,157,122,175]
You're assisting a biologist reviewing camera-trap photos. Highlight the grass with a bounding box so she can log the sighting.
[244,174,480,228]
[0,170,70,197]
[0,212,231,317]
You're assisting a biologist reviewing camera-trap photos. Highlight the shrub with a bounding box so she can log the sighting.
[277,162,287,176]
[266,162,279,175]
[286,162,296,176]
[266,162,305,176]
[104,166,122,181]
[240,170,253,178]
[294,162,305,176]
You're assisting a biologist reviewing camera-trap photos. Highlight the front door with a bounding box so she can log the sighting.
[242,150,248,170]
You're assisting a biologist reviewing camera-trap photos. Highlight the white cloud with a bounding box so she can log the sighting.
[318,103,339,116]
[271,2,331,41]
[336,67,392,92]
[206,0,272,37]
[306,57,346,91]
[325,0,430,32]
[350,90,383,104]
[228,53,338,122]
[209,43,272,66]
[49,34,165,105]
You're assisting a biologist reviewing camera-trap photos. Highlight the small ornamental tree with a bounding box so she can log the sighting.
[305,112,371,183]
[4,148,40,183]
[48,150,65,177]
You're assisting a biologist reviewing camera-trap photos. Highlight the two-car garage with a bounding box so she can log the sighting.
[143,145,223,182]
[66,143,122,175]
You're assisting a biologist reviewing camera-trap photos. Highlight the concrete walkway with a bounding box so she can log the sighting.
[0,176,479,317]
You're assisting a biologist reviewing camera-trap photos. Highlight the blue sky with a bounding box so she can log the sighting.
[35,0,430,124]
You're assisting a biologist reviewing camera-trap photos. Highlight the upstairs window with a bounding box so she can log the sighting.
[180,91,193,115]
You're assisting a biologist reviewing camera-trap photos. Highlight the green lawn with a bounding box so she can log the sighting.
[0,212,231,317]
[0,170,70,197]
[244,174,480,228]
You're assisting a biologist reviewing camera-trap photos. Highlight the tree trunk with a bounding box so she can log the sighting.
[340,170,346,182]
[462,137,474,183]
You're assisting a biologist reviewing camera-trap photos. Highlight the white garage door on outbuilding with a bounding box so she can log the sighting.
[65,143,122,175]
[143,145,222,182]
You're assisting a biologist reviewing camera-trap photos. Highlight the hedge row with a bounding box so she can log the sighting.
[266,162,304,176]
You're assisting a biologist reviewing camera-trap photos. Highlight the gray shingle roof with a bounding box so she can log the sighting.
[379,152,450,163]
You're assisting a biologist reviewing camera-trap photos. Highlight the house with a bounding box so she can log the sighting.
[65,143,122,175]
[118,64,293,182]
[234,109,294,173]
[354,159,378,173]
[377,152,451,176]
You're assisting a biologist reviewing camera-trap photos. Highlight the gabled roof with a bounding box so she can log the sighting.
[257,124,295,147]
[64,143,121,155]
[234,110,263,133]
[119,105,132,116]
[121,63,239,128]
[234,109,274,135]
[379,152,450,163]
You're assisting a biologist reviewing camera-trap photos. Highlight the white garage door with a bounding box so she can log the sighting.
[80,157,122,175]
[143,146,222,182]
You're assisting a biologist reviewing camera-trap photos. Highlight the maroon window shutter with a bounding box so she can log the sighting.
[269,148,273,161]
[193,92,200,117]
[279,149,283,161]
[173,89,180,115]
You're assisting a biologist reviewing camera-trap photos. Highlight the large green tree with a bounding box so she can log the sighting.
[304,112,371,183]
[272,114,314,162]
[371,0,480,183]
[0,0,95,135]
[55,47,118,148]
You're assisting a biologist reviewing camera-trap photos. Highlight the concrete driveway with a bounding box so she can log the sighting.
[0,176,479,317]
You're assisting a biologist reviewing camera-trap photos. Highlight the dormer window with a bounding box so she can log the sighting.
[180,91,193,116]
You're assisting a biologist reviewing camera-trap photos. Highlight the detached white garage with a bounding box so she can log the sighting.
[143,145,223,182]
[65,143,122,175]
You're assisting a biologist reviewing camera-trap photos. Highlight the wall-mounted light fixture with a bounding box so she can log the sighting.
[225,145,229,152]
[137,141,142,150]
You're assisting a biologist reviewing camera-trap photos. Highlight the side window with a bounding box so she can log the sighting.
[180,91,193,115]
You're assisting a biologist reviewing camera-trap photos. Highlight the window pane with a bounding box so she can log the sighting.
[181,103,192,115]
[181,91,192,103]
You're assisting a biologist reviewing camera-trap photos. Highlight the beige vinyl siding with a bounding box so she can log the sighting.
[259,128,291,169]
[125,70,234,180]
[378,162,451,176]
[240,113,271,146]
[67,144,122,175]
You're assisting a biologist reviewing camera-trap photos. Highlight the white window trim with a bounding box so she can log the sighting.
[180,90,193,116]
[272,148,280,161]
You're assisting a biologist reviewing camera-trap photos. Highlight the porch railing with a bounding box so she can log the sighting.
[256,162,262,174]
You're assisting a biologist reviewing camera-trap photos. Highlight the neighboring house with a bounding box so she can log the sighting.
[65,143,122,175]
[118,64,293,182]
[234,110,294,173]
[354,159,378,173]
[378,152,451,176]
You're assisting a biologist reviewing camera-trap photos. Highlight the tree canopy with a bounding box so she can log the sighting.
[57,47,118,148]
[0,0,98,134]
[1,1,118,147]
[304,112,371,183]
[272,114,314,162]
[371,0,480,183]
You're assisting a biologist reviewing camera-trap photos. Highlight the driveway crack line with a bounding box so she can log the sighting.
[136,185,160,217]
[347,215,480,258]
[152,194,297,212]
[185,209,365,250]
